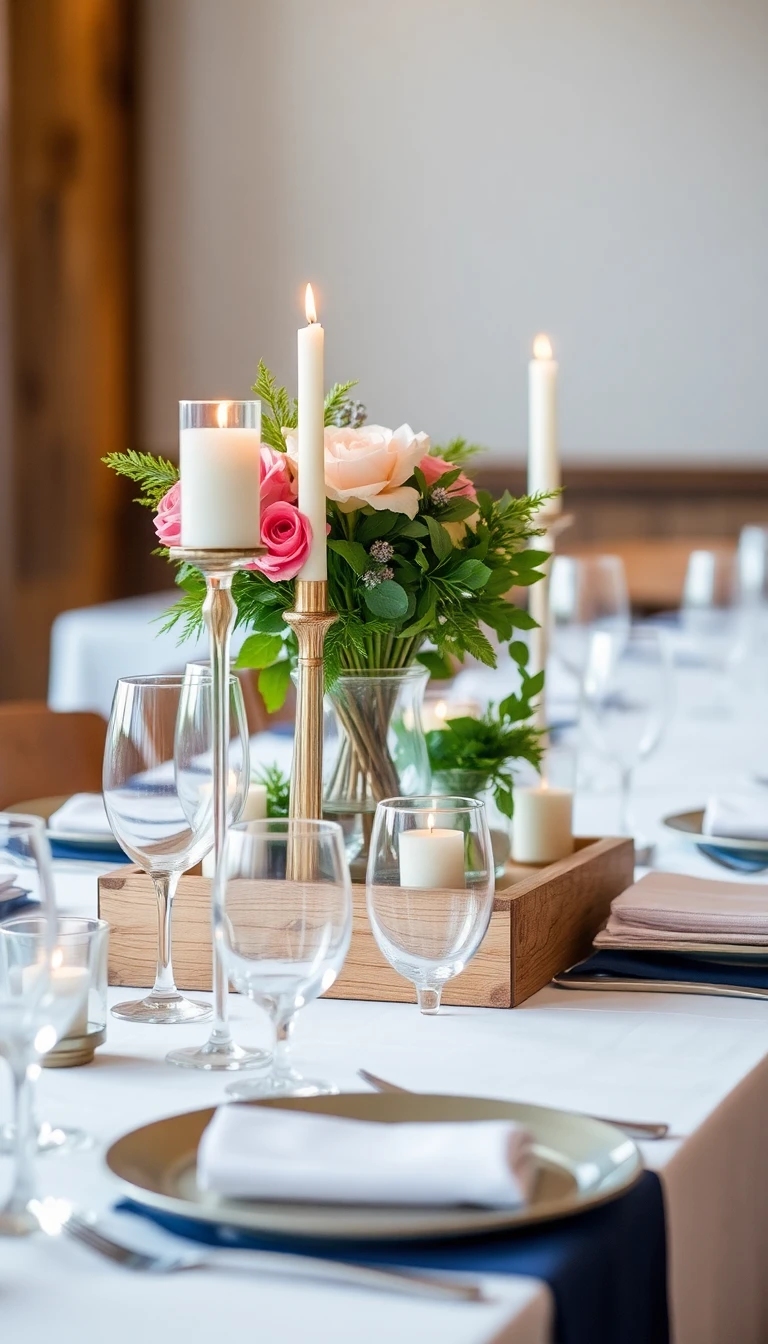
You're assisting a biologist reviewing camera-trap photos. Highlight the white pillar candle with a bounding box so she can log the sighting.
[240,781,268,822]
[399,814,466,889]
[297,284,327,581]
[528,334,560,508]
[24,959,89,1038]
[512,785,573,865]
[180,400,262,549]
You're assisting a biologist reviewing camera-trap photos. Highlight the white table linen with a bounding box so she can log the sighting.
[4,652,767,1344]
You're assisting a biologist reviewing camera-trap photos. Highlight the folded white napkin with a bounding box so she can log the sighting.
[197,1105,536,1209]
[702,795,768,841]
[594,871,768,947]
[48,793,112,836]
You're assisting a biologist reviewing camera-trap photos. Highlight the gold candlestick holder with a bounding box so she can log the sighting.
[529,508,574,733]
[283,579,338,823]
[166,545,268,1072]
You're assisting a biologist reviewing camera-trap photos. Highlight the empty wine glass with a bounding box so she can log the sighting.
[366,796,495,1014]
[0,815,56,1235]
[103,672,249,1024]
[549,555,630,682]
[581,627,671,854]
[220,820,353,1101]
[681,550,742,710]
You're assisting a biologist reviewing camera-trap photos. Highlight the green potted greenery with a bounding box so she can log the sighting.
[425,651,544,873]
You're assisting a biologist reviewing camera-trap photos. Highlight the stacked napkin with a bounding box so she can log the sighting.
[594,871,768,947]
[702,795,768,840]
[197,1104,536,1209]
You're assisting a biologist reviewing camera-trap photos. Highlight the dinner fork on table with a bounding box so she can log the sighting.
[62,1211,487,1303]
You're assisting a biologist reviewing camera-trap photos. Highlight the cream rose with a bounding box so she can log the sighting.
[285,423,429,518]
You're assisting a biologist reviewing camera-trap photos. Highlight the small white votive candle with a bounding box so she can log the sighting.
[24,959,89,1038]
[240,782,268,822]
[512,786,574,865]
[399,814,466,889]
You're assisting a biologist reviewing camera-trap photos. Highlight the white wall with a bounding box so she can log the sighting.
[138,0,768,464]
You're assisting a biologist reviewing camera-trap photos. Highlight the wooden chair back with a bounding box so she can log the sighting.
[0,702,107,810]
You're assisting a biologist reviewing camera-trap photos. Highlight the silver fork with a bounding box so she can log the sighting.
[357,1069,671,1141]
[62,1211,486,1303]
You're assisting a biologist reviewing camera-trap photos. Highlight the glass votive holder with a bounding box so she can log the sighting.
[45,916,109,1067]
[365,796,495,1014]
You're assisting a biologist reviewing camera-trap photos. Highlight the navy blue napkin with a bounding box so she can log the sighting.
[557,948,768,992]
[118,1170,668,1344]
[48,838,130,865]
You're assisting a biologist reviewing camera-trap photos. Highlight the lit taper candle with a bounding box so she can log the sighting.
[527,334,561,510]
[297,284,327,581]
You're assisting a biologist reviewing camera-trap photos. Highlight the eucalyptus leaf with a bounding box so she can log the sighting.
[450,559,492,590]
[362,579,409,619]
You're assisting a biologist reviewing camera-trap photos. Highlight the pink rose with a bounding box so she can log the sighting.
[419,453,477,502]
[285,423,429,519]
[154,481,182,546]
[252,501,312,582]
[260,444,296,510]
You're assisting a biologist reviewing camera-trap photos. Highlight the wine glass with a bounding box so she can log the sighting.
[0,815,56,1235]
[681,549,741,710]
[220,819,353,1101]
[549,555,630,682]
[580,626,671,854]
[103,672,249,1024]
[366,796,495,1014]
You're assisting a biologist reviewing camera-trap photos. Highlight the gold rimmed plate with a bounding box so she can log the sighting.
[6,795,123,855]
[106,1093,642,1241]
[664,809,768,856]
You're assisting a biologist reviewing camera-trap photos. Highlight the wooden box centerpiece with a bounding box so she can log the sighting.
[98,835,632,1010]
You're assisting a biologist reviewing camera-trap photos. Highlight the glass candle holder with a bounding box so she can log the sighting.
[42,917,109,1068]
[366,796,495,1014]
[178,400,262,551]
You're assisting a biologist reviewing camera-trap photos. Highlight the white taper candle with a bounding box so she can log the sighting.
[297,284,327,581]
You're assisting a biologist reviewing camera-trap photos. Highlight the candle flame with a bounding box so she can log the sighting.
[434,700,447,721]
[427,812,435,833]
[305,283,317,324]
[52,948,63,970]
[216,401,230,429]
[532,333,553,360]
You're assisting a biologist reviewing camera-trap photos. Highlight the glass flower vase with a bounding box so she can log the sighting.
[431,767,511,877]
[323,667,431,879]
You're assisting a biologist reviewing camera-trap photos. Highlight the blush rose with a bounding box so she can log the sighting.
[285,423,429,519]
[153,481,182,547]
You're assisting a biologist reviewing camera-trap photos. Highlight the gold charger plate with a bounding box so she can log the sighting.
[106,1093,642,1241]
[7,795,123,855]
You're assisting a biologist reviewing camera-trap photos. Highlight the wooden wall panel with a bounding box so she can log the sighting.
[3,0,135,698]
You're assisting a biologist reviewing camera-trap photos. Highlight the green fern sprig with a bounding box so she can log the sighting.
[324,380,359,426]
[252,360,298,452]
[102,451,179,508]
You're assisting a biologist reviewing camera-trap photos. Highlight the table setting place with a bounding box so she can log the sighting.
[4,296,768,1344]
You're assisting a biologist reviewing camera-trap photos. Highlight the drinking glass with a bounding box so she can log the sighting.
[738,525,768,604]
[103,673,249,1024]
[220,820,353,1101]
[681,549,741,704]
[0,815,56,1235]
[0,916,107,1156]
[581,626,671,849]
[366,796,495,1014]
[549,555,630,681]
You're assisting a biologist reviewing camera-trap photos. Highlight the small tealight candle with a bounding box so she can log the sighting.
[24,953,89,1038]
[420,699,482,734]
[399,813,466,890]
[512,784,574,865]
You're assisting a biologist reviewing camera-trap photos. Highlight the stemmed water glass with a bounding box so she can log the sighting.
[103,672,250,1024]
[549,555,630,683]
[219,819,353,1100]
[580,626,671,856]
[366,796,495,1014]
[0,815,56,1235]
[681,549,741,711]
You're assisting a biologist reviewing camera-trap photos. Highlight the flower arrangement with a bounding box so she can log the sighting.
[104,363,549,828]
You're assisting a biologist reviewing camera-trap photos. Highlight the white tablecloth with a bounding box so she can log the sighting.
[8,652,768,1343]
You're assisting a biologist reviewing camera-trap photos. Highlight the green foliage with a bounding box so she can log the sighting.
[102,451,179,509]
[426,673,545,818]
[108,361,557,717]
[430,437,485,467]
[254,763,290,818]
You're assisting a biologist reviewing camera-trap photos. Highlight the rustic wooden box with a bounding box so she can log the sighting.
[98,836,632,1009]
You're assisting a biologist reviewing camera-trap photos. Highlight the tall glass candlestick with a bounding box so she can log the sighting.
[167,400,268,1072]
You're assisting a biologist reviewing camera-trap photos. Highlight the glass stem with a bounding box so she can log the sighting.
[618,766,634,836]
[150,872,180,999]
[273,1016,294,1079]
[416,985,442,1015]
[204,571,236,1047]
[4,1059,36,1217]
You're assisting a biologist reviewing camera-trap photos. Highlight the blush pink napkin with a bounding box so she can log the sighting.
[594,871,768,947]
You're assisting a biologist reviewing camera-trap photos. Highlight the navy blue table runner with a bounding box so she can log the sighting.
[559,947,768,992]
[120,1170,668,1344]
